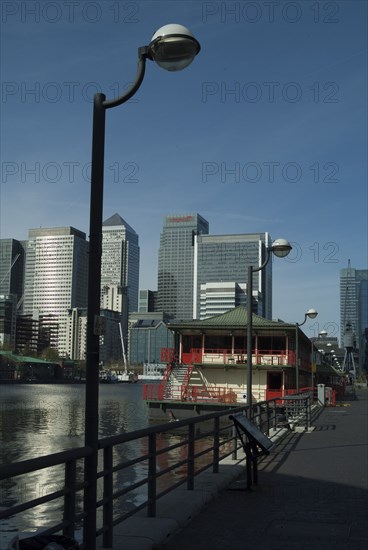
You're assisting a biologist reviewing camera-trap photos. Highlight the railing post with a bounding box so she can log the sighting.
[187,423,195,490]
[103,445,113,548]
[273,399,277,430]
[256,405,262,429]
[147,433,156,517]
[63,459,76,539]
[266,402,270,435]
[231,423,237,460]
[213,416,220,474]
[306,395,311,430]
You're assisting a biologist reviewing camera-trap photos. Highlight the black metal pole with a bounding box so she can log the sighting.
[246,265,253,417]
[295,323,299,394]
[83,92,106,550]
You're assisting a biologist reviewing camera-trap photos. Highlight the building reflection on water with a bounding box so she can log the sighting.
[0,383,229,546]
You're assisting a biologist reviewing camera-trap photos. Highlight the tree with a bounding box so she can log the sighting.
[42,347,60,361]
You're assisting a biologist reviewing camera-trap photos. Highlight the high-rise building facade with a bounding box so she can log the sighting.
[23,227,88,355]
[139,290,157,313]
[0,238,26,307]
[194,233,272,320]
[340,267,368,371]
[101,214,140,313]
[0,294,17,347]
[157,214,209,320]
[199,282,247,319]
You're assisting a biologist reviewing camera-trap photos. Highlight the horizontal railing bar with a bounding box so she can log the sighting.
[0,488,67,519]
[155,439,188,455]
[0,397,289,546]
[154,458,188,478]
[0,446,91,480]
[111,453,150,473]
[110,477,149,501]
[98,406,249,449]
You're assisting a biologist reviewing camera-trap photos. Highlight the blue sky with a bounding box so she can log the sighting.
[1,0,367,341]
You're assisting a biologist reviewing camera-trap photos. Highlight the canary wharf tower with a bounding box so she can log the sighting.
[157,214,209,320]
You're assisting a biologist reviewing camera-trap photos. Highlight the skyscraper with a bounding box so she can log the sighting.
[194,233,272,319]
[340,266,368,371]
[157,214,209,320]
[0,238,26,304]
[101,214,140,313]
[23,227,88,355]
[0,238,26,346]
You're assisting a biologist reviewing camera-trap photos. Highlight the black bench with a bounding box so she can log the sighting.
[230,413,275,489]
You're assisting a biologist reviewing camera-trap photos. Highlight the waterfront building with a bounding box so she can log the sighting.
[66,307,123,363]
[143,307,343,417]
[23,227,88,355]
[157,213,209,320]
[193,232,272,320]
[128,312,174,366]
[15,312,59,356]
[101,214,140,313]
[0,294,17,348]
[340,266,368,371]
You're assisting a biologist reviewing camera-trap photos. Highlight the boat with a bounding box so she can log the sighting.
[99,370,119,383]
[115,370,138,383]
[138,363,166,381]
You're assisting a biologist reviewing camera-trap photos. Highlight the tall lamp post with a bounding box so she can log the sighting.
[295,308,318,394]
[83,24,200,549]
[246,238,292,413]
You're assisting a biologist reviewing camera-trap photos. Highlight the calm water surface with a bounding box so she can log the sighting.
[0,383,182,547]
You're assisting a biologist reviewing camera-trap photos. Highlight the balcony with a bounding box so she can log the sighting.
[183,348,294,367]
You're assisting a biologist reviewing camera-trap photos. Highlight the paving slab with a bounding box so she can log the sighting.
[162,390,368,550]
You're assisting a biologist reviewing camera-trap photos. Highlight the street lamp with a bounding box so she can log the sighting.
[295,308,318,394]
[84,24,200,549]
[246,238,292,414]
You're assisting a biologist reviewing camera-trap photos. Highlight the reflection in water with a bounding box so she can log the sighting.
[0,384,223,547]
[0,383,150,546]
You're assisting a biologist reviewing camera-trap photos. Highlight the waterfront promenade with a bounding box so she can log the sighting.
[98,389,368,550]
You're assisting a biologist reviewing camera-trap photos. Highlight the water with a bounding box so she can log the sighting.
[0,383,160,547]
[0,383,220,548]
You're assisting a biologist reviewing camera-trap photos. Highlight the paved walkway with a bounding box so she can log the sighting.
[162,389,368,550]
[97,389,367,550]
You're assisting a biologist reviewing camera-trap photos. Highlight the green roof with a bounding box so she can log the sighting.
[167,306,296,331]
[0,351,58,364]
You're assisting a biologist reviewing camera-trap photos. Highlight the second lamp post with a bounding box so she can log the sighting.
[246,238,292,412]
[295,308,318,393]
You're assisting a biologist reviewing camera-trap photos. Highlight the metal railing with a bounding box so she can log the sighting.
[0,397,308,549]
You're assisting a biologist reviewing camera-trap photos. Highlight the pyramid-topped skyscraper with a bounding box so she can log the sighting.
[101,213,139,313]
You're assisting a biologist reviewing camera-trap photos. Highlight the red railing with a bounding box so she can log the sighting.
[180,364,195,400]
[160,348,176,362]
[142,383,237,404]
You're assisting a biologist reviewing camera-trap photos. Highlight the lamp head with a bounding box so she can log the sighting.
[306,308,318,319]
[149,24,201,71]
[271,238,292,258]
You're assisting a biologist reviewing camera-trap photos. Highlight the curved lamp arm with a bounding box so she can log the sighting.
[103,46,149,110]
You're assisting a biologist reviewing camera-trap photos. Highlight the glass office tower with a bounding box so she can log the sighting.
[101,213,140,313]
[23,227,88,355]
[0,238,26,304]
[194,233,272,320]
[340,267,368,371]
[157,214,209,320]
